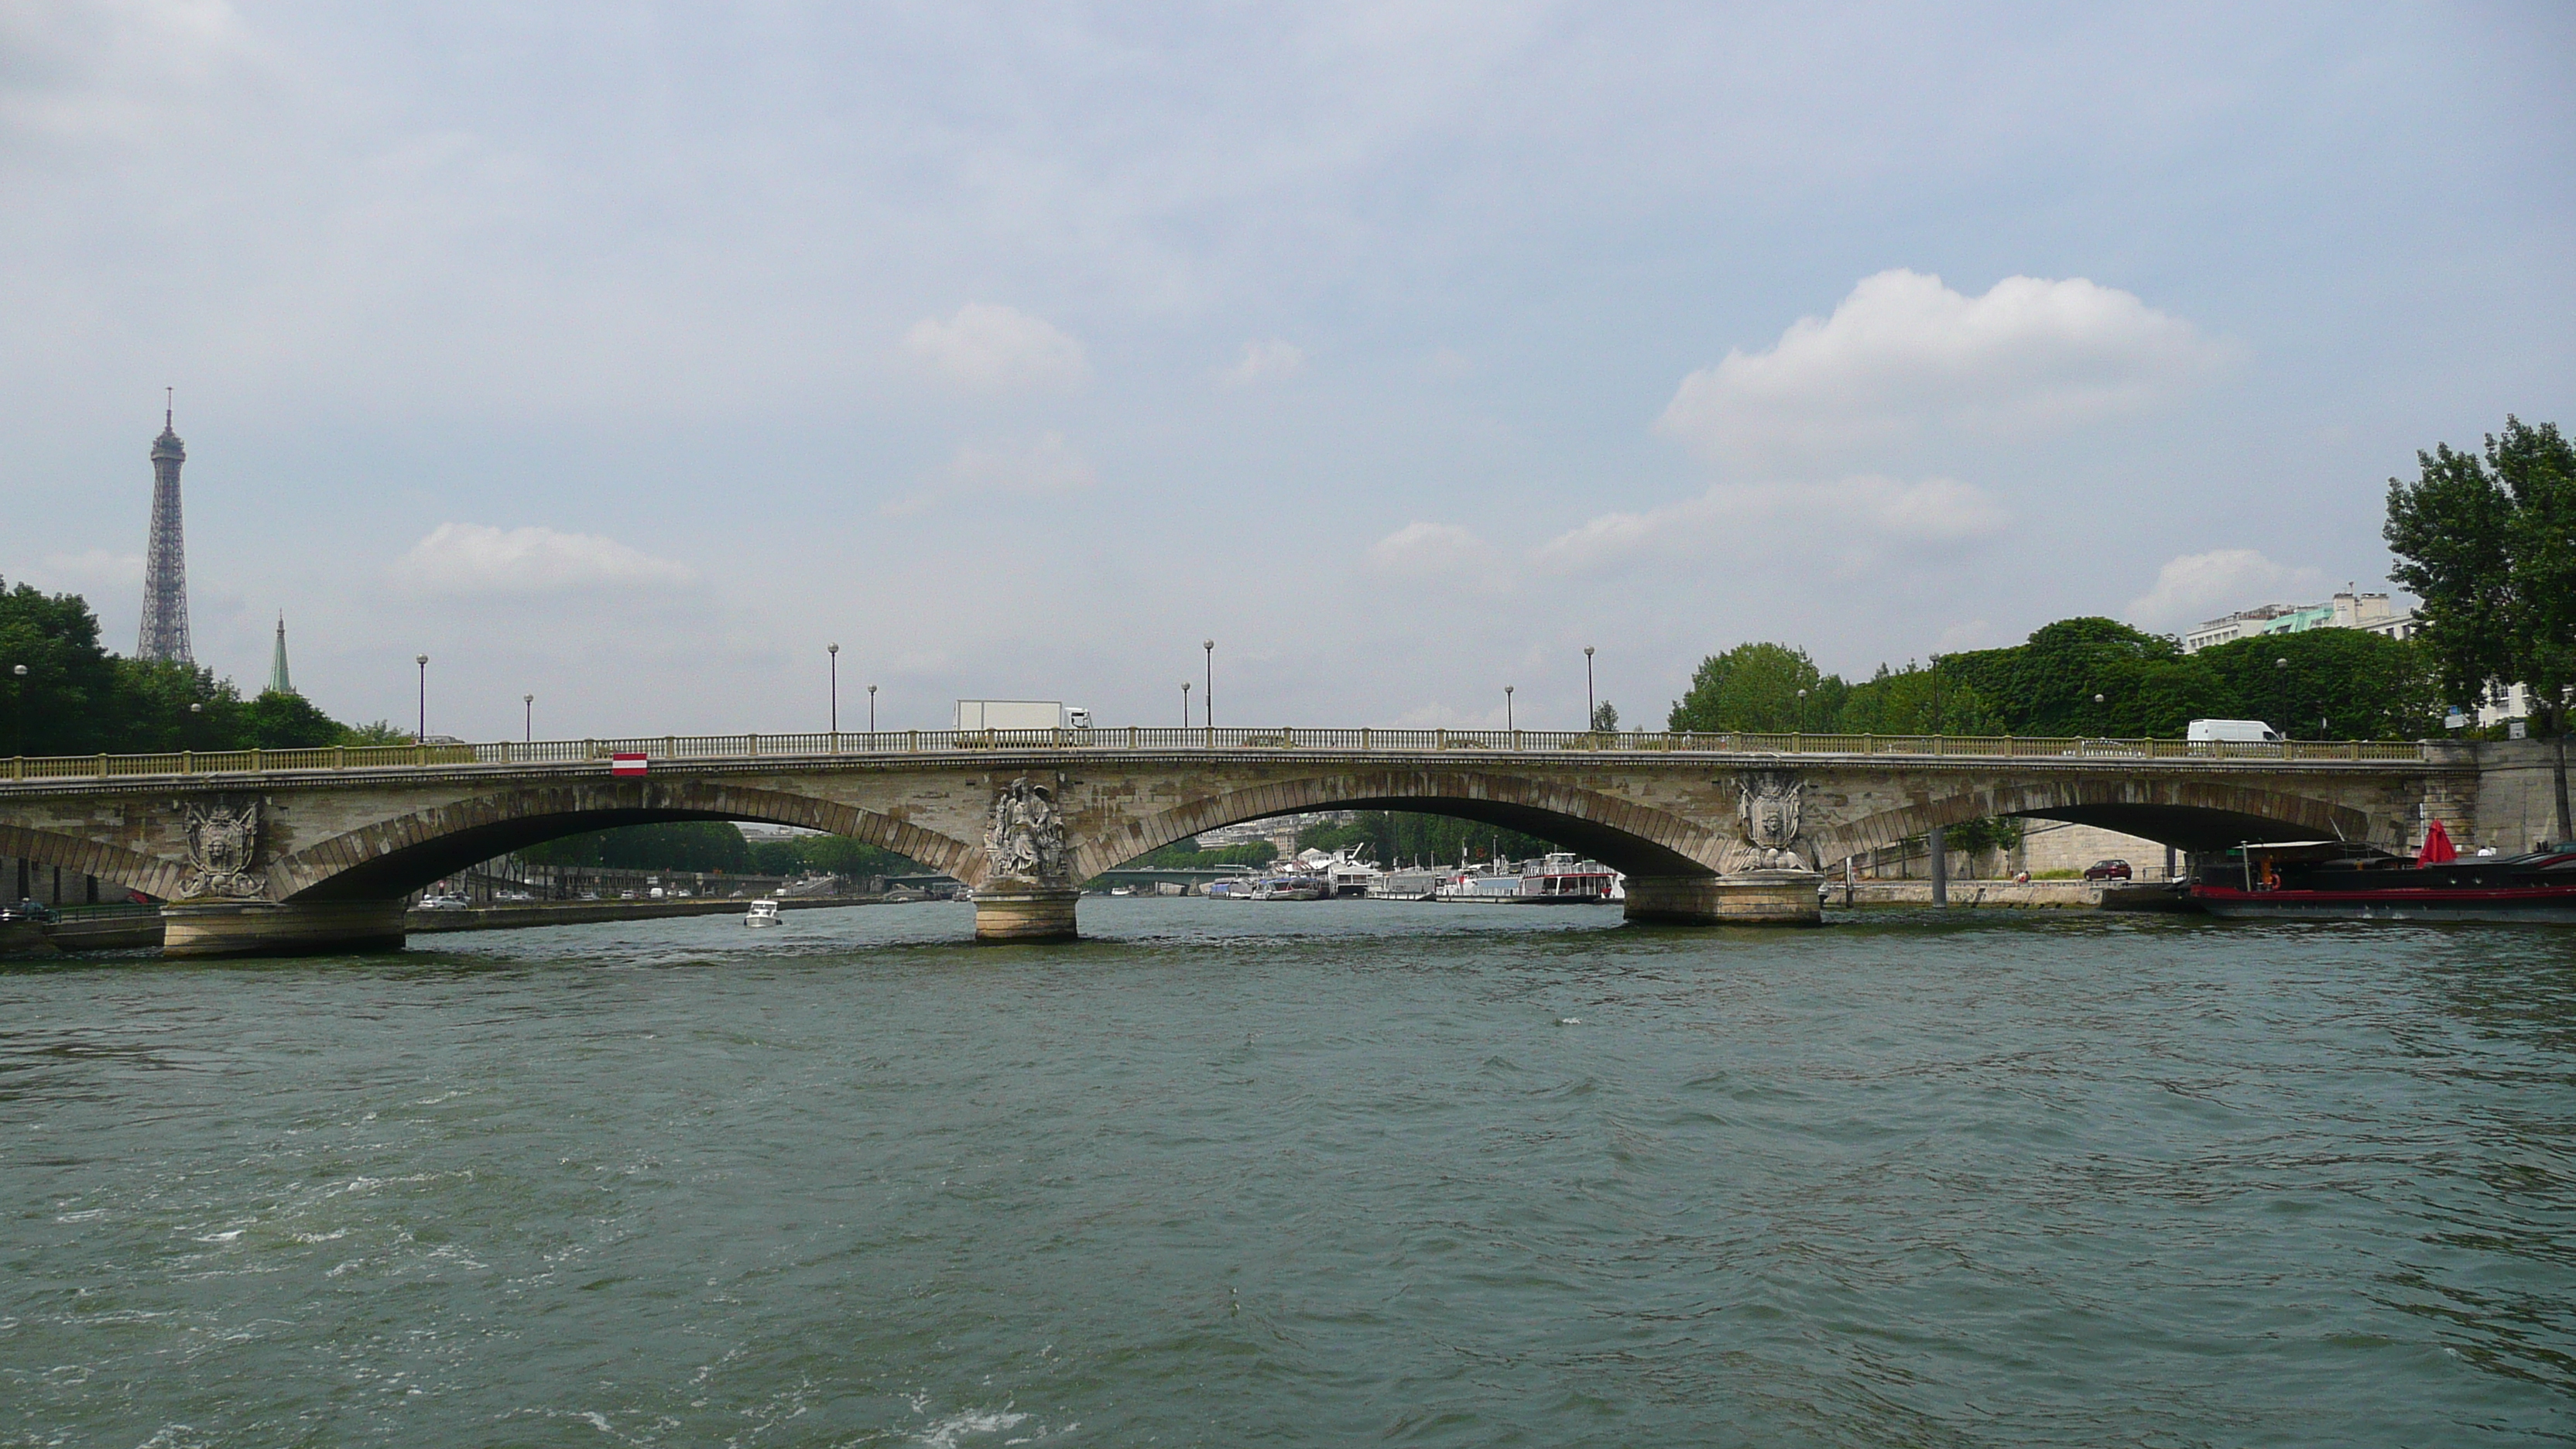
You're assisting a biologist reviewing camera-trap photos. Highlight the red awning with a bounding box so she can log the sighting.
[2418,818,2458,865]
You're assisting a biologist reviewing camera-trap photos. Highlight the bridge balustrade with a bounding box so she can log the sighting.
[0,726,2432,784]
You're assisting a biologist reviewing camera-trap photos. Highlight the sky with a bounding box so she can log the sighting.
[4,2,2570,740]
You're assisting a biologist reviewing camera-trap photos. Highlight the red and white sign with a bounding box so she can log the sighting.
[611,752,649,776]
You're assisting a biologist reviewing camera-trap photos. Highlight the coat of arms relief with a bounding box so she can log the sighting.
[985,776,1070,886]
[179,796,269,899]
[1721,769,1814,874]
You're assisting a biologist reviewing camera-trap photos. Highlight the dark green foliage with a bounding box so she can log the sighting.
[1300,811,1561,865]
[1668,642,1845,732]
[1831,663,2003,735]
[1129,836,1279,868]
[2386,415,2574,838]
[521,821,753,872]
[1945,817,2026,855]
[1941,618,2191,738]
[1,577,383,755]
[2194,630,2441,740]
[741,833,925,878]
[243,689,347,748]
[1590,701,1619,731]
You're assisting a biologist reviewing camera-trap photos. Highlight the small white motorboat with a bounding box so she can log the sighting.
[743,898,783,928]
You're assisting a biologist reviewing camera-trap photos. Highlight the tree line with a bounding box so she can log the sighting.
[1666,618,2442,743]
[519,822,923,879]
[2,579,406,755]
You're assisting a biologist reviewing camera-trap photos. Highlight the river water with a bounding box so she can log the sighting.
[2,900,2571,1446]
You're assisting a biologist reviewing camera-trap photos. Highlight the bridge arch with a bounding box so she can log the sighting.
[0,820,187,903]
[269,778,980,901]
[1079,767,1729,880]
[1812,775,2379,865]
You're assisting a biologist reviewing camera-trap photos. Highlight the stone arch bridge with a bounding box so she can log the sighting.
[0,728,2475,955]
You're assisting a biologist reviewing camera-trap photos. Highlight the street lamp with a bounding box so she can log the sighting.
[867,683,877,735]
[2276,657,2290,742]
[1203,639,1215,730]
[1796,687,1808,732]
[1584,646,1596,730]
[524,694,534,744]
[828,643,840,734]
[415,654,429,742]
[1505,684,1515,731]
[11,663,26,757]
[1182,680,1191,726]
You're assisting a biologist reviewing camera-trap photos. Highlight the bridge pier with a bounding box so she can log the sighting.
[971,885,1081,944]
[161,899,408,959]
[1622,872,1823,927]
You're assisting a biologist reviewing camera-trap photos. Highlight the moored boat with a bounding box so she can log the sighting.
[2189,838,2576,923]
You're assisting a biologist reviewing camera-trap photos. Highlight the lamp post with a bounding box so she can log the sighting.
[867,683,877,735]
[524,694,534,744]
[1203,639,1214,731]
[2275,657,2290,742]
[828,643,840,734]
[415,654,429,742]
[11,663,26,757]
[1505,684,1515,732]
[2092,692,2105,735]
[1584,646,1596,730]
[1930,653,1943,735]
[1796,687,1807,732]
[1182,680,1191,726]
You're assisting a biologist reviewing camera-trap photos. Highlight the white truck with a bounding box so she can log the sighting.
[2187,718,2283,745]
[954,700,1092,732]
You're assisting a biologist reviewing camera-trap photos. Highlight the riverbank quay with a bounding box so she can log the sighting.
[1834,879,2107,908]
[30,896,900,954]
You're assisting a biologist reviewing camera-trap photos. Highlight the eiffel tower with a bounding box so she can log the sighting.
[139,391,192,663]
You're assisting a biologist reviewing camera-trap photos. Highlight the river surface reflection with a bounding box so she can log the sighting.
[2,901,2571,1445]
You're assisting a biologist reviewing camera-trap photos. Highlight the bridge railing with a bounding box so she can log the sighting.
[0,728,2434,783]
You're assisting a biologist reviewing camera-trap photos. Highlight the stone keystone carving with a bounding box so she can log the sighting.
[1725,769,1813,874]
[180,796,269,899]
[985,776,1070,885]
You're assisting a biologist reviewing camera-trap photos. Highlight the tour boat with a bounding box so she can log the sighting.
[1249,874,1329,901]
[2189,838,2576,923]
[743,898,784,927]
[1512,853,1621,903]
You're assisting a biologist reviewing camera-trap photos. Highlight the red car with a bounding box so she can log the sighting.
[2083,859,2133,882]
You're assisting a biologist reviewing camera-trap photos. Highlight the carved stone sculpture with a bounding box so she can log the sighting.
[984,776,1070,885]
[180,796,268,899]
[1723,769,1812,873]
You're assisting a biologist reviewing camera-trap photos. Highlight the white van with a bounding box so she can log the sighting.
[2187,719,2283,745]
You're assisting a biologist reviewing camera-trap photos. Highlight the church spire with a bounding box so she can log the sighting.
[269,613,293,695]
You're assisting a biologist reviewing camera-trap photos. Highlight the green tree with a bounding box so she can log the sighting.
[243,688,348,748]
[1831,663,2004,735]
[2194,630,2441,741]
[1590,701,1619,732]
[2,578,126,756]
[2386,416,2574,841]
[1668,642,1845,733]
[522,821,753,872]
[1941,618,2199,737]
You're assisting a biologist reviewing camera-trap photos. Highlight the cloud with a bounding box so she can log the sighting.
[1221,338,1306,387]
[1533,475,2007,575]
[0,0,257,146]
[12,548,144,594]
[1658,269,2228,471]
[901,303,1089,390]
[397,523,694,595]
[2124,548,2322,629]
[884,432,1098,516]
[1364,521,1509,593]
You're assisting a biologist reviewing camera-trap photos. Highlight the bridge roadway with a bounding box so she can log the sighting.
[0,726,2477,955]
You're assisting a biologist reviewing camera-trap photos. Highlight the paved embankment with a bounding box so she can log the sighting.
[26,896,898,954]
[1831,880,2108,908]
[405,896,888,933]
